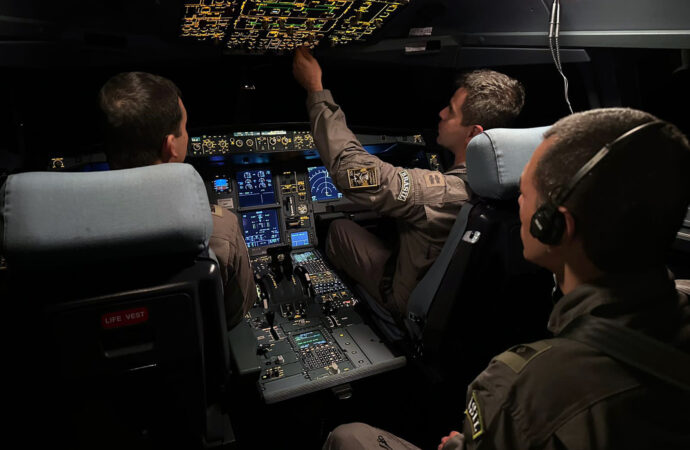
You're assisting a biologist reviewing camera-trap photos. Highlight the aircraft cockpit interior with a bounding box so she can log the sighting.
[191,125,428,403]
[1,1,689,449]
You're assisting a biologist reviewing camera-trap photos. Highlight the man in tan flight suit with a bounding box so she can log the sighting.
[293,47,526,317]
[99,72,256,328]
[323,109,690,449]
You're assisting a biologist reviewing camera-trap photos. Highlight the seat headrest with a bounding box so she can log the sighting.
[466,126,551,200]
[1,163,213,268]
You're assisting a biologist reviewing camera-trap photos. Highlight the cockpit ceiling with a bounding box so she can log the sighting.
[180,0,409,52]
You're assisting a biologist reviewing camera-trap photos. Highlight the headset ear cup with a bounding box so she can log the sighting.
[546,210,566,245]
[530,204,566,245]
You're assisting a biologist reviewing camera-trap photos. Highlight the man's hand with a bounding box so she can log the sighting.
[293,46,324,93]
[438,431,464,450]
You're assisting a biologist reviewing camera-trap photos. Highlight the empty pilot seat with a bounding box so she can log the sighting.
[362,127,556,385]
[1,164,234,449]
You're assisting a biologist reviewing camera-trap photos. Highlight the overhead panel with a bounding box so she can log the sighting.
[180,0,409,52]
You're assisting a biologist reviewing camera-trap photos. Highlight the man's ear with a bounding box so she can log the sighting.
[559,206,577,243]
[470,124,484,137]
[465,125,484,143]
[160,134,176,163]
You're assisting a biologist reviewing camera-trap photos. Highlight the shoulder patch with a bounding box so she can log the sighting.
[397,170,411,202]
[424,172,446,188]
[465,390,485,440]
[211,204,223,217]
[347,166,379,189]
[494,341,552,373]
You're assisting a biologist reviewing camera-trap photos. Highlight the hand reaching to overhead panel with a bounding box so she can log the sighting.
[293,46,324,93]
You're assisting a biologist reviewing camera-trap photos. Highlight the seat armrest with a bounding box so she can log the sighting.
[228,321,262,377]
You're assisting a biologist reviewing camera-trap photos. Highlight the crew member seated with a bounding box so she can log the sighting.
[292,47,525,317]
[99,72,256,328]
[324,108,690,449]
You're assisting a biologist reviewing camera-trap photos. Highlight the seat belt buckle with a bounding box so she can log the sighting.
[408,312,423,324]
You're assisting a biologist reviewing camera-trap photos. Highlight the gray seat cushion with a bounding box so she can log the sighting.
[1,163,213,268]
[467,126,550,200]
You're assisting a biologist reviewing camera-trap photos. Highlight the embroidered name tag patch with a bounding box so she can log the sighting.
[465,390,485,440]
[347,166,379,189]
[397,170,411,201]
[424,172,445,187]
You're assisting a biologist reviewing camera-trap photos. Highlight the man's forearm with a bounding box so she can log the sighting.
[306,89,370,175]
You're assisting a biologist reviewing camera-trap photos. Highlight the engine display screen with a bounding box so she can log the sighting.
[308,166,342,202]
[290,231,310,248]
[237,169,276,207]
[294,330,327,349]
[241,209,282,248]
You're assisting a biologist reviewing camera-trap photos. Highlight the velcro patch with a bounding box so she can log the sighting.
[347,166,379,189]
[397,170,411,202]
[495,341,552,373]
[424,172,445,188]
[211,204,223,217]
[465,390,485,440]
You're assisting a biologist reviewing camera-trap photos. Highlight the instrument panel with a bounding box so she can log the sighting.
[194,125,427,255]
[190,128,423,156]
[205,164,320,255]
[180,0,411,52]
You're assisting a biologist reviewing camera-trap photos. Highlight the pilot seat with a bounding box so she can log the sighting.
[359,126,556,386]
[1,163,235,449]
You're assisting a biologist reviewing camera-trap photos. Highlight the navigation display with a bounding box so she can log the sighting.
[237,169,276,207]
[294,330,327,349]
[241,209,282,248]
[308,166,343,202]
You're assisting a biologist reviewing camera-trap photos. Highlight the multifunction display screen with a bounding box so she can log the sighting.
[290,231,310,248]
[241,209,281,248]
[292,251,315,264]
[294,330,327,349]
[213,178,230,194]
[237,169,276,207]
[308,166,342,202]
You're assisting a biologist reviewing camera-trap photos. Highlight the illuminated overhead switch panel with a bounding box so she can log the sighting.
[181,1,236,42]
[180,0,409,52]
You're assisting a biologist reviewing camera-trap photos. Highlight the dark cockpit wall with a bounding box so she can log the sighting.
[1,1,690,449]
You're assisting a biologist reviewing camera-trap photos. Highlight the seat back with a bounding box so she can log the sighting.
[1,163,233,448]
[406,127,555,384]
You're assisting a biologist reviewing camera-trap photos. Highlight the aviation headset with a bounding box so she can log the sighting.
[529,119,667,245]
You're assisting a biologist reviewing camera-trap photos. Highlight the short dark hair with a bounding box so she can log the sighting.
[99,72,183,169]
[456,70,525,130]
[537,108,690,273]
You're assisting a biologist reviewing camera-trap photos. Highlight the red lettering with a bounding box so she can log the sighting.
[102,307,149,329]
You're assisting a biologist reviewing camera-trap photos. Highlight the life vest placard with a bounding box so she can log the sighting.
[101,307,149,329]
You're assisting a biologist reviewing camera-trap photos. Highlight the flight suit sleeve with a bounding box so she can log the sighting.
[306,90,468,224]
[209,207,257,329]
[461,360,529,450]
